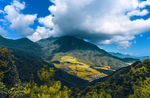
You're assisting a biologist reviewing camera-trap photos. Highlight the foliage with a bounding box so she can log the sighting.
[79,59,150,98]
[23,65,72,98]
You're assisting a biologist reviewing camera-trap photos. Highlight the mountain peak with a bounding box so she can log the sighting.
[15,37,33,43]
[53,35,103,52]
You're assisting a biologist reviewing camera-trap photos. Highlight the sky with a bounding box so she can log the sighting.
[0,0,150,56]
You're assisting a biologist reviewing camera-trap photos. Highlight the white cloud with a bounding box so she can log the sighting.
[39,15,54,28]
[29,5,56,41]
[4,0,37,36]
[127,9,149,17]
[48,5,56,14]
[44,0,150,48]
[28,26,54,42]
[139,0,150,8]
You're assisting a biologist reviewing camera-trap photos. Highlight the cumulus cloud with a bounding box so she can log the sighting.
[29,15,54,41]
[29,6,55,41]
[4,0,37,36]
[127,9,149,17]
[41,0,150,48]
[39,15,54,28]
[139,0,150,8]
[28,26,54,42]
[48,5,56,14]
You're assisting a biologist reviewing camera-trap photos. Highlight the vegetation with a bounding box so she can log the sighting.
[22,66,72,98]
[0,47,71,97]
[1,47,150,98]
[1,36,150,98]
[53,56,106,81]
[78,59,150,98]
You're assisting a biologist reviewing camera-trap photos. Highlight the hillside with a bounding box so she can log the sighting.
[0,47,20,88]
[0,36,42,57]
[78,59,150,98]
[0,35,128,82]
[0,37,88,87]
[0,47,77,97]
[1,46,150,98]
[37,36,128,81]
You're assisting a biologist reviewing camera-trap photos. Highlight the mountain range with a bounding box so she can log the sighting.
[0,35,130,81]
[0,35,150,98]
[110,52,150,61]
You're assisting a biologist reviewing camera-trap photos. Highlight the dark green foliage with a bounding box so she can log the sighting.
[0,47,21,97]
[17,65,72,98]
[0,47,20,88]
[122,58,139,63]
[79,59,150,98]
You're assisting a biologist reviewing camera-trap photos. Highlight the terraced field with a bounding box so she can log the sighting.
[53,56,106,81]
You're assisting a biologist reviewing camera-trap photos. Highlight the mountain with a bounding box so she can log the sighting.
[0,36,42,57]
[0,47,88,97]
[78,59,150,98]
[0,35,127,82]
[110,52,150,61]
[0,37,88,87]
[37,36,128,81]
[1,36,150,98]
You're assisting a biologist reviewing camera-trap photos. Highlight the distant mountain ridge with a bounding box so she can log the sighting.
[0,36,42,57]
[110,52,150,60]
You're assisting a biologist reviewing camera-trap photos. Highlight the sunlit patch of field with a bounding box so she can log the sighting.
[53,56,106,81]
[95,66,111,70]
[127,63,133,65]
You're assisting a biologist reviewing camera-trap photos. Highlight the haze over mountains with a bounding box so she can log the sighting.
[110,52,150,61]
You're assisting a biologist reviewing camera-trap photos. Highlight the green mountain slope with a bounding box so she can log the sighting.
[0,35,127,82]
[37,36,127,69]
[0,37,88,87]
[0,36,42,57]
[78,59,150,98]
[37,36,127,81]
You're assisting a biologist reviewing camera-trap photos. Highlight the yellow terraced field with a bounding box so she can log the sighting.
[53,56,106,81]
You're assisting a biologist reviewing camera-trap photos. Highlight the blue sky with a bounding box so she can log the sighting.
[0,0,150,56]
